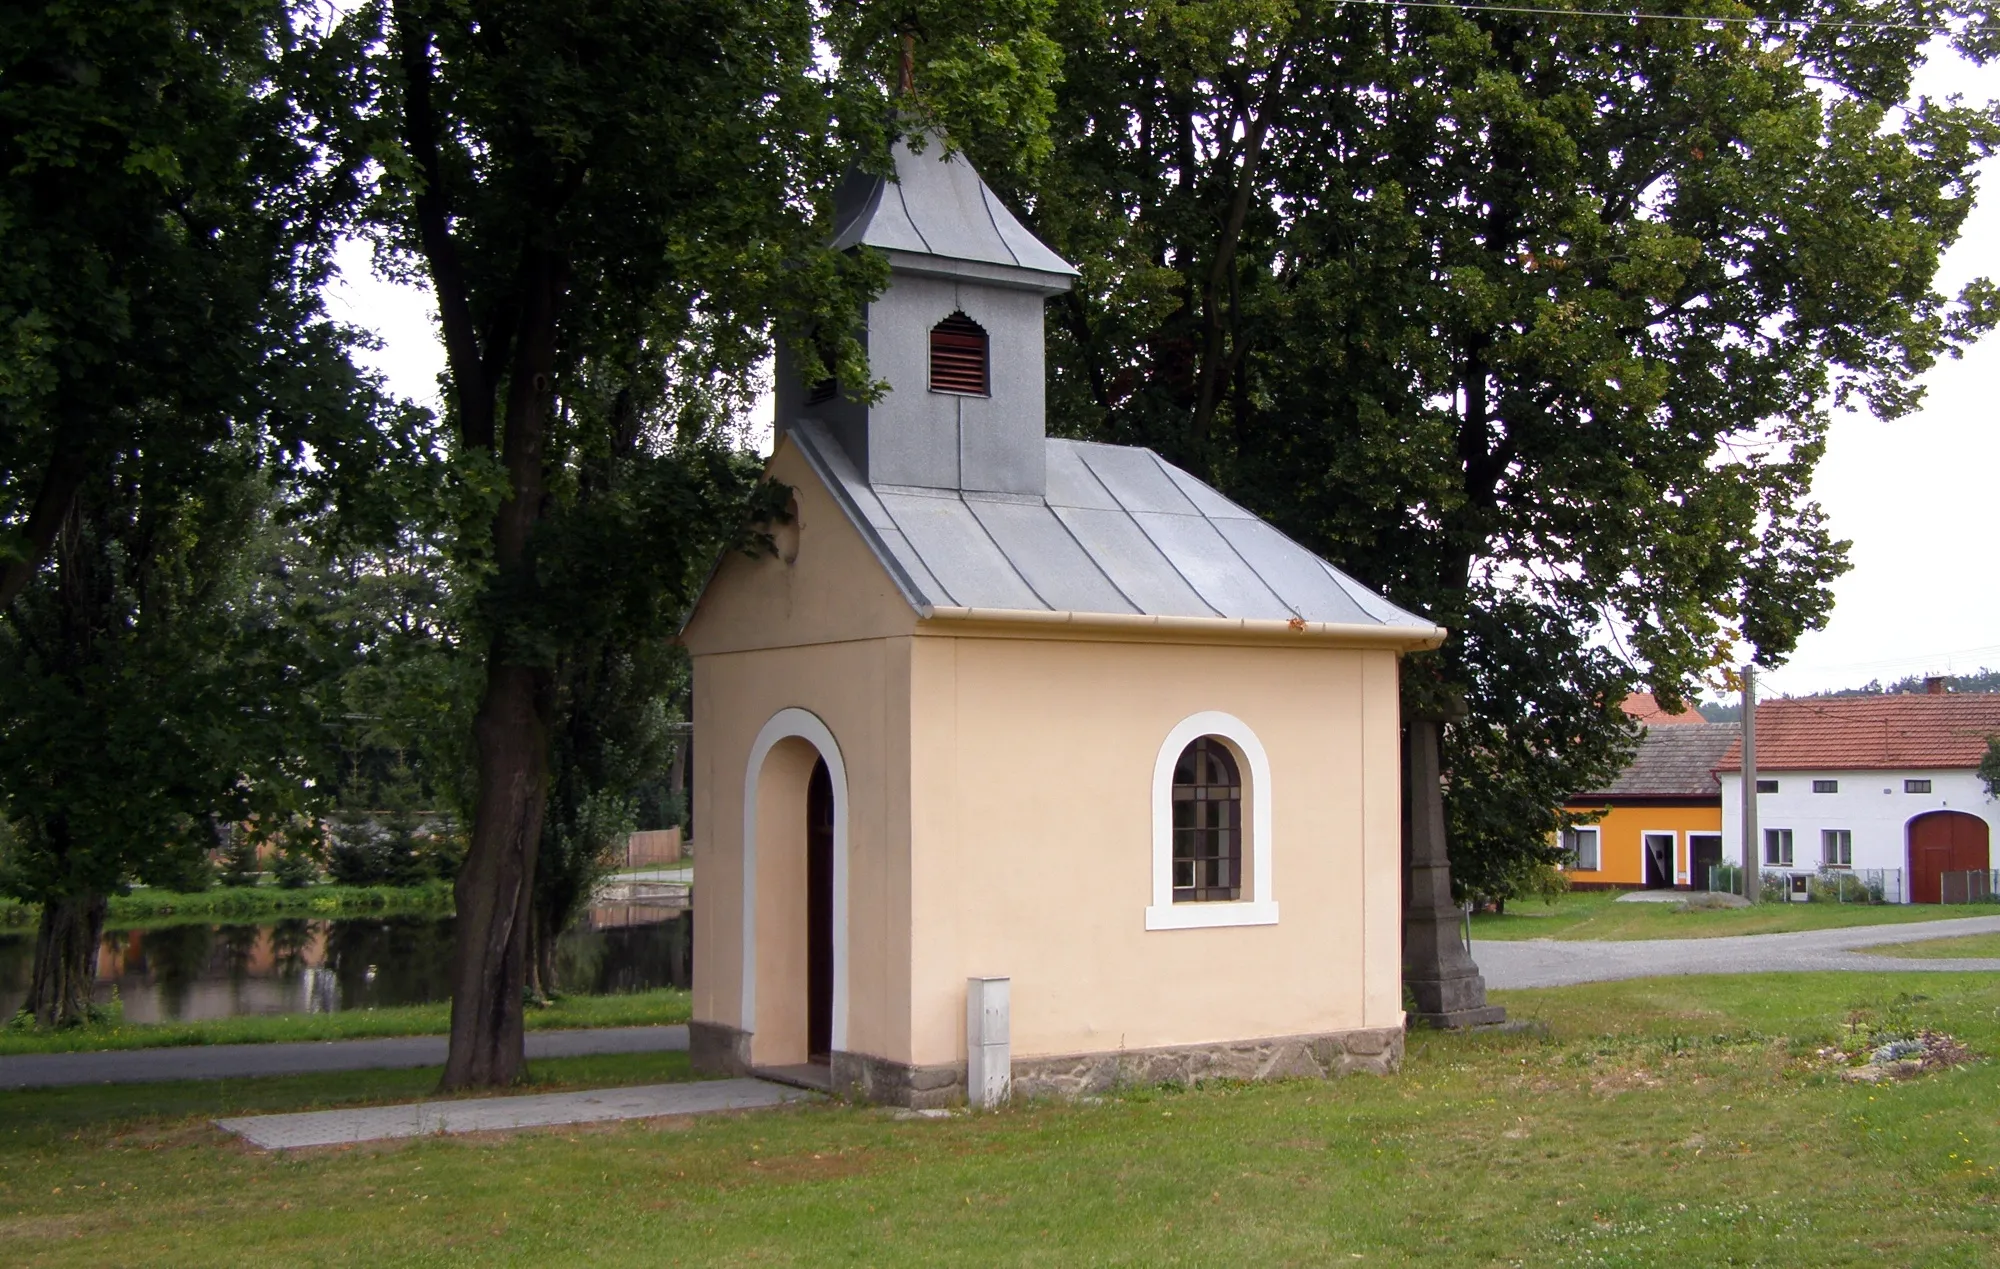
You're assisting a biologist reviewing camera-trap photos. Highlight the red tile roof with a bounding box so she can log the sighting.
[1620,692,1706,727]
[1714,694,2000,772]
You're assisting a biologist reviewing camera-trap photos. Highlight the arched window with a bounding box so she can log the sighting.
[1148,711,1277,930]
[1172,737,1241,901]
[929,312,988,395]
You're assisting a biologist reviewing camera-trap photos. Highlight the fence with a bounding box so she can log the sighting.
[623,828,683,869]
[1706,865,1903,905]
[1941,870,2000,905]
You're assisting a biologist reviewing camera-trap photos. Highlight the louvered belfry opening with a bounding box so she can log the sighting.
[929,312,988,395]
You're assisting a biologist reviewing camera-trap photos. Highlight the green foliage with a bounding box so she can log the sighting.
[318,0,1065,1077]
[218,833,262,889]
[1980,735,2000,800]
[1019,0,1999,899]
[0,0,414,1022]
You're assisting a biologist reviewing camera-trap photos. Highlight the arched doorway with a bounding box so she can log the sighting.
[740,709,847,1078]
[1908,811,1990,904]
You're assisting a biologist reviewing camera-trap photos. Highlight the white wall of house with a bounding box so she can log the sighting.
[1718,767,1998,897]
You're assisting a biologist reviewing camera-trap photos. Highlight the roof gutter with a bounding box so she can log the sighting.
[916,605,1447,652]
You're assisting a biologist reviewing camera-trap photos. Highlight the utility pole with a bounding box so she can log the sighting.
[1741,663,1760,904]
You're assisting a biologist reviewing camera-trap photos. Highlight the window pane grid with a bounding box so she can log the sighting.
[1172,736,1242,902]
[1764,828,1794,866]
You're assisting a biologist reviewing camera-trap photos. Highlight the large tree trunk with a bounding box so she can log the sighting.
[23,893,107,1028]
[441,661,550,1089]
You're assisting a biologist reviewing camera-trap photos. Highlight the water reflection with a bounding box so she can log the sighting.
[0,907,690,1023]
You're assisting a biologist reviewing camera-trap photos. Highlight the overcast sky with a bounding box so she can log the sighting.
[325,39,1999,703]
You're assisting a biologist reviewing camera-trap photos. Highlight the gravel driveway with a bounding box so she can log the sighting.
[1475,913,2000,990]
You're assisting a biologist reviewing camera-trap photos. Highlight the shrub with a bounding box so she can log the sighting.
[218,830,261,888]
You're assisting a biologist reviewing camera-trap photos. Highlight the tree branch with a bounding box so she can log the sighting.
[0,429,90,612]
[1189,45,1293,457]
[392,1,492,452]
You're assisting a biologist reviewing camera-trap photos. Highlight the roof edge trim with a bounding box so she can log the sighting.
[915,604,1446,650]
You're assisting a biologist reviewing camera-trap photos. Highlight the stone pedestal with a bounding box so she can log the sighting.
[1403,713,1506,1029]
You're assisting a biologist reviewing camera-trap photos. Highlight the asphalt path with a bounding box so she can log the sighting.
[1475,913,2000,990]
[0,1023,689,1091]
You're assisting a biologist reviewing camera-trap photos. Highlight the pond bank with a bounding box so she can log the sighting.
[0,986,690,1057]
[0,881,456,929]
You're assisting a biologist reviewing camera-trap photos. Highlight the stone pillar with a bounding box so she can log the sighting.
[1402,709,1506,1028]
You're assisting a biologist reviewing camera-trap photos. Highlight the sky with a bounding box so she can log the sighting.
[324,38,2000,704]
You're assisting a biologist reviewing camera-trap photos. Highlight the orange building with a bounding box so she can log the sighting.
[1562,722,1738,890]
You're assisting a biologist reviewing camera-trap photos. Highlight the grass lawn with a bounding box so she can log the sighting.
[1473,888,2000,941]
[0,989,690,1057]
[1861,932,2000,960]
[4,972,1999,1265]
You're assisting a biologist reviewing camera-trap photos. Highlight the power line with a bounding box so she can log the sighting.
[1333,0,1957,35]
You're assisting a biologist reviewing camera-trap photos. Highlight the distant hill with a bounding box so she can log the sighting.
[1698,667,2000,721]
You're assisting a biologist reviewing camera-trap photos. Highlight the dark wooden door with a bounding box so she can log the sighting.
[1909,811,1990,904]
[806,757,834,1061]
[1688,835,1724,891]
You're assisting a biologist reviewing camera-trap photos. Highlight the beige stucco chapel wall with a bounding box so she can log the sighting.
[683,436,916,1068]
[903,629,1406,1069]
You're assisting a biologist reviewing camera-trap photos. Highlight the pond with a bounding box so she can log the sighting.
[0,906,691,1024]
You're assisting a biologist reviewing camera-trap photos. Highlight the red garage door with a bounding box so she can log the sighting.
[1908,811,1990,904]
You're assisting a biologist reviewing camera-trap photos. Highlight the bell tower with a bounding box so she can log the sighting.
[774,134,1077,497]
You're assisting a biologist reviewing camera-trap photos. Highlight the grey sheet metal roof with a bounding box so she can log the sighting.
[829,134,1077,285]
[789,419,1436,634]
[1574,723,1741,800]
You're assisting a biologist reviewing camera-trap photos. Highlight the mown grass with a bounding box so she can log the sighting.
[3,973,1998,1266]
[0,988,690,1057]
[1861,931,2000,960]
[2,1049,698,1139]
[1473,888,1999,941]
[0,883,456,931]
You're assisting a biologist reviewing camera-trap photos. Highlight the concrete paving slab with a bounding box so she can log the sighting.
[1476,913,2000,989]
[216,1078,816,1150]
[0,1024,687,1091]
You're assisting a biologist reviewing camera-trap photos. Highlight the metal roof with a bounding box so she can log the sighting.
[829,133,1078,285]
[789,419,1437,633]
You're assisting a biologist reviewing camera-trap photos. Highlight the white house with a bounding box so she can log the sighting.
[1716,691,2000,903]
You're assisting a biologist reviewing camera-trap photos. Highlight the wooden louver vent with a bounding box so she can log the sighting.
[929,313,988,395]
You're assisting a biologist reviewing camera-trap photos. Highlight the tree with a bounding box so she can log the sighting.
[1016,0,1999,898]
[332,0,1063,1088]
[0,1,395,1025]
[0,464,333,1024]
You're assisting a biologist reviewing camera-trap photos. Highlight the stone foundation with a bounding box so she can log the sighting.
[1010,1026,1404,1101]
[693,1022,1404,1106]
[689,1020,753,1078]
[832,1050,965,1110]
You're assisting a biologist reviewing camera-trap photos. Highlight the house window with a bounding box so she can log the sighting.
[1148,712,1277,930]
[1563,826,1602,872]
[1756,779,1779,793]
[1906,779,1932,794]
[1812,779,1838,794]
[1822,829,1852,868]
[807,376,837,405]
[1764,828,1794,866]
[929,313,988,395]
[1172,737,1241,902]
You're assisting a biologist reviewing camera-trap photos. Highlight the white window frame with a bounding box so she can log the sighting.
[1765,827,1794,867]
[1147,711,1278,930]
[1821,828,1853,869]
[1563,826,1602,871]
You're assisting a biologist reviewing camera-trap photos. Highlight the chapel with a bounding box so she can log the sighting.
[680,132,1443,1107]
